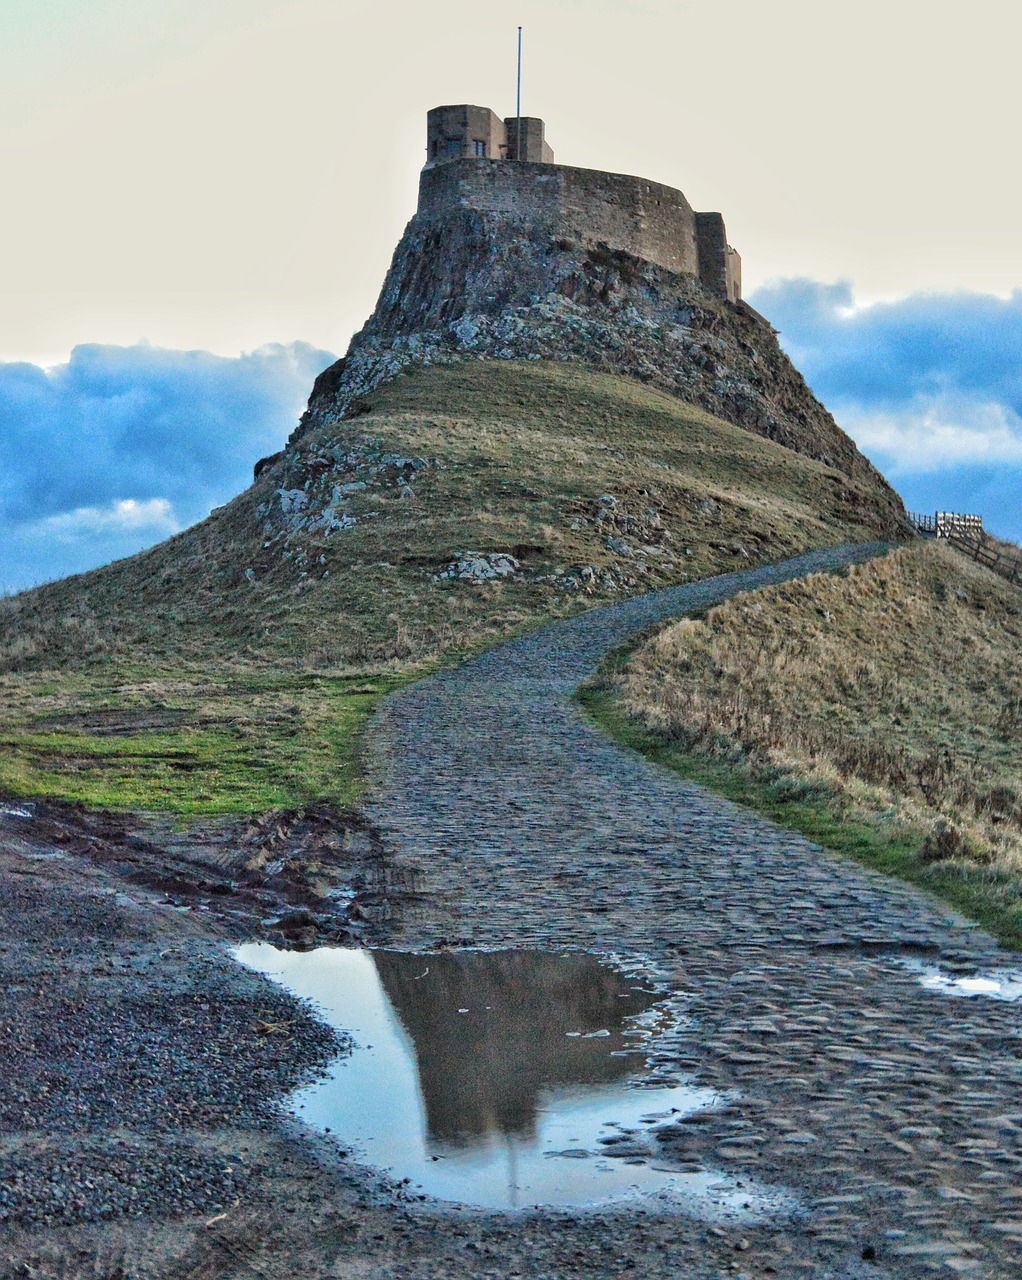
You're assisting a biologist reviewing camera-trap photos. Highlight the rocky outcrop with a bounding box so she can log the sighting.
[297,207,900,508]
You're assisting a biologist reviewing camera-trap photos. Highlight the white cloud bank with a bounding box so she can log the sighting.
[749,280,1022,538]
[0,340,334,593]
[24,497,181,543]
[843,397,1022,471]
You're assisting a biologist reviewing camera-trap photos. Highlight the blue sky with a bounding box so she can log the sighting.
[0,341,332,592]
[749,281,1022,539]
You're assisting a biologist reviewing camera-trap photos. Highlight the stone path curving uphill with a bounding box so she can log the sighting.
[366,545,1022,1278]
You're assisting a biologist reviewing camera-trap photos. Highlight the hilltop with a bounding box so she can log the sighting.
[302,198,895,492]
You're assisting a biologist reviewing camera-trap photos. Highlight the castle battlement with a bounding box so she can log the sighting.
[419,104,740,302]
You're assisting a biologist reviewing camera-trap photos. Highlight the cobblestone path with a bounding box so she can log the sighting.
[366,545,1022,1277]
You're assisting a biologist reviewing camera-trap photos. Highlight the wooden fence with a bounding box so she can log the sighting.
[909,510,1022,587]
[947,529,1022,585]
[908,511,984,539]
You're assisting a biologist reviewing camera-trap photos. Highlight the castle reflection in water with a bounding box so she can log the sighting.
[373,948,657,1148]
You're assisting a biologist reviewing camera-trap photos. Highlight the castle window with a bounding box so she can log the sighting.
[444,139,461,158]
[472,139,487,157]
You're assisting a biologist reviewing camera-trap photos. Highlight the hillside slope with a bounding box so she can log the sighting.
[299,211,897,498]
[0,360,906,675]
[0,360,906,812]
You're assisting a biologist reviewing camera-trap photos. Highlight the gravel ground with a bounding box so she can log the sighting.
[5,544,1022,1279]
[0,826,341,1234]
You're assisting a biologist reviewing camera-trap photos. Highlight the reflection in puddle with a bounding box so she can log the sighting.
[907,960,1022,1001]
[235,945,796,1217]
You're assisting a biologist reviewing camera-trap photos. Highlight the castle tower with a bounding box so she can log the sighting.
[424,105,555,168]
[501,115,554,164]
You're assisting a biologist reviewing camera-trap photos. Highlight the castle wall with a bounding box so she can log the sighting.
[725,246,742,304]
[418,159,700,277]
[695,213,740,303]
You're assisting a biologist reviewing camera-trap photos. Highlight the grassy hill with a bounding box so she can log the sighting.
[0,359,907,814]
[589,540,1022,946]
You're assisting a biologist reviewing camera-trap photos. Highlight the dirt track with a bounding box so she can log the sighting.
[5,546,1022,1278]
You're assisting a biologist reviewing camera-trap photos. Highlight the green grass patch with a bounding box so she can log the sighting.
[578,672,1022,952]
[0,608,581,818]
[0,668,414,815]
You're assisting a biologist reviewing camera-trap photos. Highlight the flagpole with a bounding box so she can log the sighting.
[516,26,522,161]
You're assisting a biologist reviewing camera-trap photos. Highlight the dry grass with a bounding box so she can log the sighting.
[615,541,1022,872]
[985,531,1022,562]
[0,359,907,812]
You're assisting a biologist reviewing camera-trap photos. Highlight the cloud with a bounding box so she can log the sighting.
[749,280,1022,540]
[842,396,1022,470]
[23,497,181,543]
[0,340,333,592]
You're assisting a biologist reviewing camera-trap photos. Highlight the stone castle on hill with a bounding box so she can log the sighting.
[296,100,903,519]
[421,104,742,304]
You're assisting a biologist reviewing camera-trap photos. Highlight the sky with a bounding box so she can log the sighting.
[2,0,1021,590]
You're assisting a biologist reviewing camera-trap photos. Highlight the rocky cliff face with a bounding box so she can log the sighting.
[298,207,900,509]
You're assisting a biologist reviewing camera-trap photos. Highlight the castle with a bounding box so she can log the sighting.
[297,100,900,507]
[420,104,741,303]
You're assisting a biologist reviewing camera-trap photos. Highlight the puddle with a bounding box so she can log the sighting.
[906,959,1022,1001]
[235,944,796,1217]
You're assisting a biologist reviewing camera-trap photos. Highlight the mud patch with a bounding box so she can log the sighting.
[0,799,413,948]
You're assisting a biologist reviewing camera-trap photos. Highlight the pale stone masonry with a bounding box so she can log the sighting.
[422,103,741,302]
